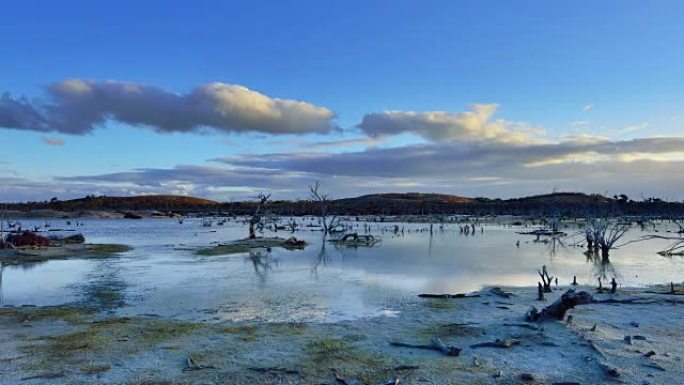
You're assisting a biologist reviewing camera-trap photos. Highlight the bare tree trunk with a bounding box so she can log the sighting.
[525,289,593,322]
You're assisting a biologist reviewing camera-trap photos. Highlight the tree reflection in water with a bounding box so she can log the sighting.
[247,248,277,284]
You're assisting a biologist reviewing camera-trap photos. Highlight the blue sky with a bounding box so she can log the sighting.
[1,1,683,201]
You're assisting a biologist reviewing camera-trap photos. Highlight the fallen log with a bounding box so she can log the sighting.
[525,289,593,322]
[502,322,539,331]
[389,337,461,356]
[470,338,521,349]
[418,293,480,298]
[248,367,300,375]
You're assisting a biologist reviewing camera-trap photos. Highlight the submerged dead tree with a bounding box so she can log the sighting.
[585,217,630,261]
[309,181,342,234]
[248,193,271,239]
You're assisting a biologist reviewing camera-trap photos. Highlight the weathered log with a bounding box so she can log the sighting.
[418,293,480,299]
[389,337,461,356]
[502,322,539,331]
[525,289,593,322]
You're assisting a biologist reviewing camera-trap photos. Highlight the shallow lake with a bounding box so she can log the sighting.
[1,217,682,322]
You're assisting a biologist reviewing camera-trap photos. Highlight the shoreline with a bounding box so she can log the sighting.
[1,284,683,384]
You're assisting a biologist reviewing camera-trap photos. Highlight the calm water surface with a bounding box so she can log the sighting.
[1,217,682,322]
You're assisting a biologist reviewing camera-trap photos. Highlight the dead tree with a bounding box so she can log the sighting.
[309,181,342,234]
[525,289,593,322]
[537,282,545,301]
[538,265,554,293]
[248,193,271,239]
[585,217,630,261]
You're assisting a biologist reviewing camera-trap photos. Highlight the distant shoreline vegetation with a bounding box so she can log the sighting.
[1,192,683,217]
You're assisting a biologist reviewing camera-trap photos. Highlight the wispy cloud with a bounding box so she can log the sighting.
[582,104,594,112]
[41,136,64,146]
[52,136,684,201]
[569,120,591,127]
[619,122,648,134]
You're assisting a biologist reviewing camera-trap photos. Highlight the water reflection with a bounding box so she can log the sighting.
[586,249,618,283]
[0,218,682,322]
[247,248,277,285]
[311,234,330,277]
[0,263,4,304]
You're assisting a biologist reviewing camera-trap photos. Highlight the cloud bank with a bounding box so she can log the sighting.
[359,104,544,144]
[0,80,337,135]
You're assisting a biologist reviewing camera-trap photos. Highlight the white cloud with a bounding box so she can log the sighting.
[359,104,545,144]
[582,104,594,111]
[0,80,338,135]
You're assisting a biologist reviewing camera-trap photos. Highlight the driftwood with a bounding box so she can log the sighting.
[644,282,684,296]
[502,322,539,331]
[418,293,480,299]
[470,339,521,349]
[248,367,300,375]
[526,289,593,322]
[389,337,461,356]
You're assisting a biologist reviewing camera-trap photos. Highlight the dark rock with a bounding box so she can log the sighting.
[63,234,86,244]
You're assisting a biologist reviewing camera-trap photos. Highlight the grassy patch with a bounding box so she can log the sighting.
[219,325,258,341]
[47,329,110,357]
[195,244,250,256]
[0,306,85,324]
[135,320,200,344]
[300,336,393,385]
[306,337,353,356]
[88,244,132,255]
[80,364,111,375]
[268,322,309,336]
[80,277,126,310]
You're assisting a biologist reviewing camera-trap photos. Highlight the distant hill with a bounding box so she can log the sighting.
[3,192,682,216]
[500,192,613,205]
[11,195,219,213]
[341,193,474,204]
